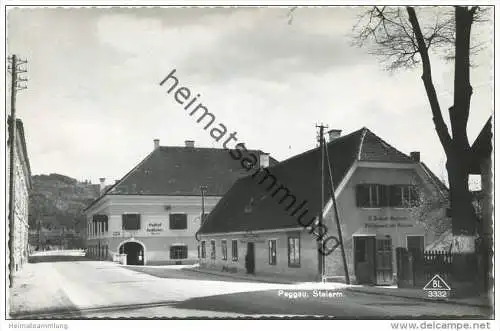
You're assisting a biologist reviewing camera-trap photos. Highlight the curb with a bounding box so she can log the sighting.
[184,267,295,284]
[345,287,491,308]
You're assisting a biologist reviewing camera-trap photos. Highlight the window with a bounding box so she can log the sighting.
[197,245,200,259]
[201,241,206,258]
[221,240,227,260]
[288,235,300,267]
[122,214,141,230]
[389,185,419,207]
[169,214,188,230]
[210,240,216,260]
[269,239,277,265]
[356,184,387,208]
[170,245,188,259]
[231,240,238,261]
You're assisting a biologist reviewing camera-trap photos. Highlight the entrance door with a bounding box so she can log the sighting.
[122,242,144,265]
[375,238,393,285]
[354,236,376,284]
[245,242,255,274]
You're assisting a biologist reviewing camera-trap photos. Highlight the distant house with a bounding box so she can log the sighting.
[84,139,276,265]
[469,116,492,241]
[198,127,448,284]
[7,117,32,274]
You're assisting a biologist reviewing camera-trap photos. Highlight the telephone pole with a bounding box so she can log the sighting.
[316,123,327,282]
[7,54,28,288]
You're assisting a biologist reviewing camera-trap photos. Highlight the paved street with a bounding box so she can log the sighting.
[9,260,492,319]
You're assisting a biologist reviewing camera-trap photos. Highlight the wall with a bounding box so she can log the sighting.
[7,131,31,275]
[323,164,445,282]
[199,229,319,282]
[85,195,220,264]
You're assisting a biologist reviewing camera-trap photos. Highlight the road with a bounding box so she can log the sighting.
[9,260,492,319]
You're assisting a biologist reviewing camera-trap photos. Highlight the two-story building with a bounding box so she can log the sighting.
[7,117,32,275]
[84,139,276,265]
[197,127,448,284]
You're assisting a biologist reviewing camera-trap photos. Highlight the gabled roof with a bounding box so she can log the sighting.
[470,116,492,174]
[84,145,277,211]
[198,127,418,234]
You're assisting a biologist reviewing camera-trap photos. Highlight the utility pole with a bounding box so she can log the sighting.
[316,123,327,282]
[7,54,28,288]
[323,136,350,285]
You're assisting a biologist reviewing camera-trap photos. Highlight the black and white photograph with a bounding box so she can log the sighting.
[2,1,497,328]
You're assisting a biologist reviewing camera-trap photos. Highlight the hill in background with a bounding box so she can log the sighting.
[29,173,100,234]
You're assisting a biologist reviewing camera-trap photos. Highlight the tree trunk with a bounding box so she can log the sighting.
[447,7,478,254]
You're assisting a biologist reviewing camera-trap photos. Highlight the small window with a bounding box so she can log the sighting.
[169,214,188,230]
[356,184,387,207]
[170,245,188,259]
[221,240,227,261]
[122,214,141,230]
[389,185,420,207]
[201,241,206,258]
[288,235,300,267]
[197,245,200,259]
[269,239,277,265]
[231,240,238,261]
[210,240,216,260]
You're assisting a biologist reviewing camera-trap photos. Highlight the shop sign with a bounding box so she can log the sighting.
[146,222,164,235]
[112,231,121,237]
[364,222,413,228]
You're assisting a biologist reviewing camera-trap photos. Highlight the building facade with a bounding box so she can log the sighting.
[84,139,276,265]
[7,117,32,274]
[198,127,449,284]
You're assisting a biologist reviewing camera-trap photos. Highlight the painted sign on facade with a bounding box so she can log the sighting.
[146,222,164,235]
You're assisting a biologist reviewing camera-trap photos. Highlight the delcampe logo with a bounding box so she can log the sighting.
[423,274,451,298]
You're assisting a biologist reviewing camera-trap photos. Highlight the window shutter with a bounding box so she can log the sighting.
[356,184,369,207]
[379,185,389,207]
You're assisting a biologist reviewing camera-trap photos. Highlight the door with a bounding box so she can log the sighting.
[245,242,255,274]
[375,238,393,285]
[354,236,376,284]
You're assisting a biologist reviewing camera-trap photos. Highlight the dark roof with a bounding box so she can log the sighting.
[199,127,418,234]
[85,145,277,211]
[470,116,492,174]
[8,116,32,188]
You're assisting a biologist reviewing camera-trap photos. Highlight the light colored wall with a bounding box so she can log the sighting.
[85,195,220,264]
[199,230,319,282]
[7,134,31,273]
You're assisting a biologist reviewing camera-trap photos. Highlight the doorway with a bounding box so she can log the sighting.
[354,236,376,284]
[245,242,255,274]
[375,238,393,285]
[120,241,144,265]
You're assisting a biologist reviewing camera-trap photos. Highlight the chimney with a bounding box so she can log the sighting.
[185,140,195,148]
[154,139,160,150]
[99,178,106,193]
[410,151,420,162]
[259,153,270,168]
[328,129,342,141]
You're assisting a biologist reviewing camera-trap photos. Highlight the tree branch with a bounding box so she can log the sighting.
[406,6,452,153]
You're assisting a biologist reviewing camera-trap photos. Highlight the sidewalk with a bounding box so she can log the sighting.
[187,267,492,308]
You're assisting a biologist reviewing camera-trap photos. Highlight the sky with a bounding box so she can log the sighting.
[6,7,493,186]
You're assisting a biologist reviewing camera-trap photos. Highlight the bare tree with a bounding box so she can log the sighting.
[353,6,490,252]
